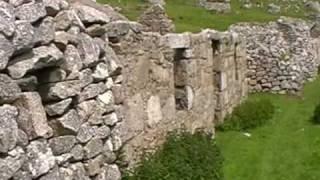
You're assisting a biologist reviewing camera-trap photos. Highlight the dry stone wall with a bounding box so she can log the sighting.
[0,0,124,179]
[231,17,320,94]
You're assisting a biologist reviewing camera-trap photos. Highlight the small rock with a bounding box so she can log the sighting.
[70,144,84,161]
[25,140,56,178]
[97,91,114,106]
[15,1,46,23]
[39,80,82,101]
[14,92,53,139]
[85,155,105,176]
[0,147,26,179]
[34,16,55,45]
[74,4,110,25]
[84,138,103,159]
[92,63,109,81]
[0,105,19,153]
[78,33,101,67]
[54,31,78,50]
[49,135,76,155]
[12,20,35,55]
[54,9,84,31]
[62,44,83,73]
[43,0,69,16]
[96,164,121,180]
[77,82,107,103]
[0,34,14,70]
[0,1,15,37]
[94,125,111,139]
[39,167,62,180]
[77,123,95,143]
[56,109,82,134]
[103,112,118,126]
[45,98,73,116]
[0,74,21,103]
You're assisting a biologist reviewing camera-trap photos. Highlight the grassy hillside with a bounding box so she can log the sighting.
[216,78,320,180]
[98,0,312,32]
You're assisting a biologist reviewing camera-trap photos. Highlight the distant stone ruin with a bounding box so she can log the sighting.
[199,0,231,13]
[148,0,165,6]
[138,4,175,35]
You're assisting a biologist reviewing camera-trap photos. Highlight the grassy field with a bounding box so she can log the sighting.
[98,0,310,32]
[216,78,320,180]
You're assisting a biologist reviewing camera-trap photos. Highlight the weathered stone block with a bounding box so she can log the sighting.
[0,105,19,153]
[15,92,53,140]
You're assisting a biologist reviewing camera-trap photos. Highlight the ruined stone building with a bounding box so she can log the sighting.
[0,0,320,179]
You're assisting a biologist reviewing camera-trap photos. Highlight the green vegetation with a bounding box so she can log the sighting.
[217,98,275,131]
[98,0,311,32]
[123,131,223,180]
[217,78,320,180]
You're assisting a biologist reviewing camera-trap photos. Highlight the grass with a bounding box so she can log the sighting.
[98,0,312,32]
[216,78,320,180]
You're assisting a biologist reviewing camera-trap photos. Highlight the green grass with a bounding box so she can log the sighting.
[216,78,320,180]
[98,0,311,32]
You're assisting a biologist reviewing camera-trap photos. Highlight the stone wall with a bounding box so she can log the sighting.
[0,0,124,179]
[230,17,320,94]
[0,0,248,179]
[106,25,247,166]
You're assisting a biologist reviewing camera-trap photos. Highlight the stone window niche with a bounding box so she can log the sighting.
[212,39,222,91]
[173,48,193,111]
[234,43,239,80]
[212,39,220,56]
